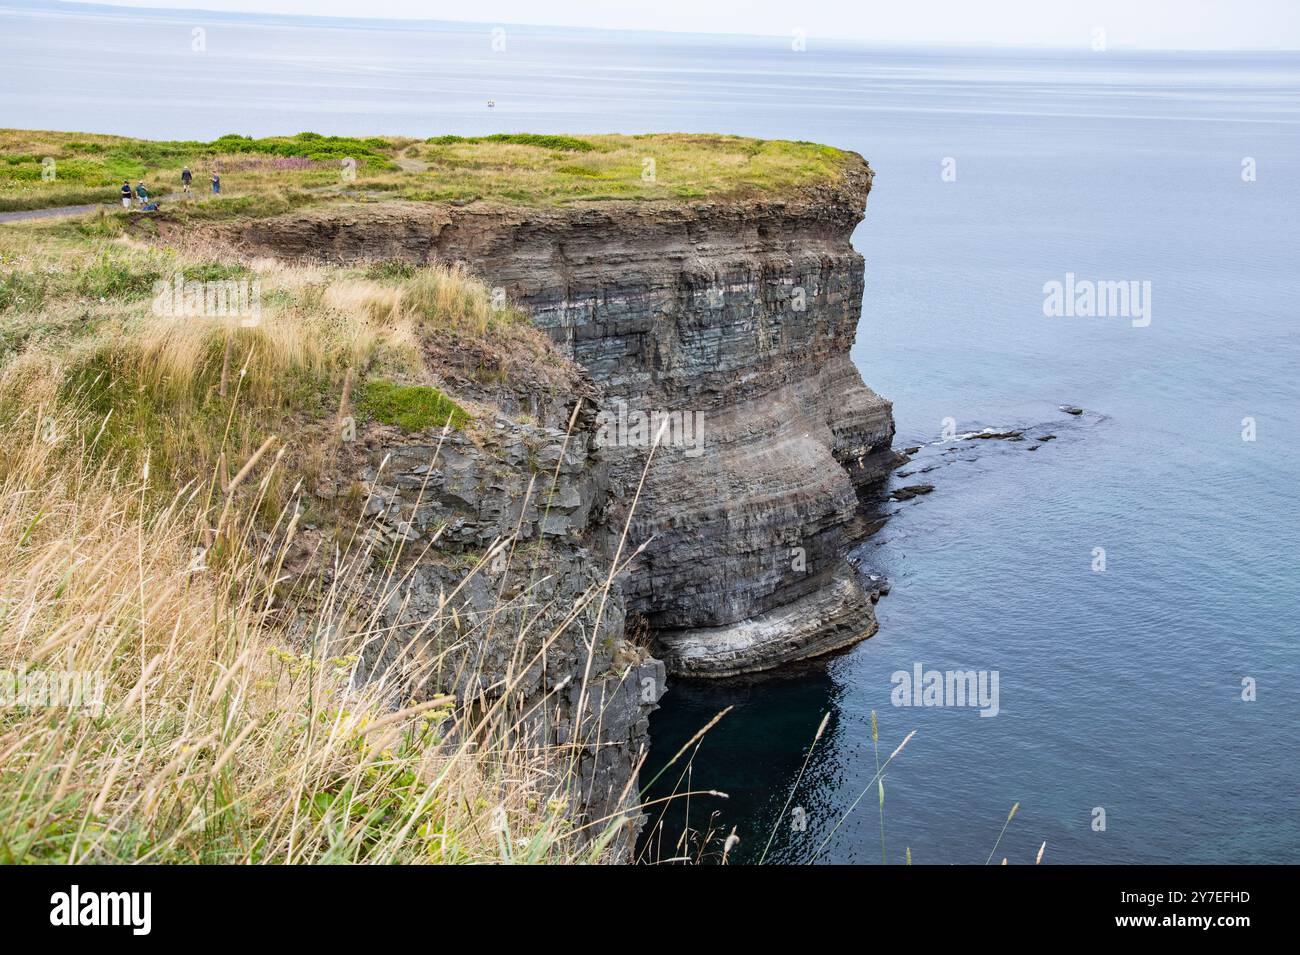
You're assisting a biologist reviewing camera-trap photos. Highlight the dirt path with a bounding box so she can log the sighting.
[0,179,397,226]
[0,193,190,224]
[0,203,105,224]
[393,155,429,173]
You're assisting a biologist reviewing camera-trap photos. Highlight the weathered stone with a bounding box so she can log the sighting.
[655,565,877,678]
[232,153,894,678]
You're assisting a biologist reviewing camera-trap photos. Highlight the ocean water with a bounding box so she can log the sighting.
[3,2,1297,864]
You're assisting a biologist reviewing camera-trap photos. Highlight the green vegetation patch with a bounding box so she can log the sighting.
[363,259,419,282]
[427,133,596,152]
[206,132,395,165]
[74,251,163,301]
[359,379,469,432]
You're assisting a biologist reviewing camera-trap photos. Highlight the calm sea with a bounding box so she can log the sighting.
[3,0,1297,864]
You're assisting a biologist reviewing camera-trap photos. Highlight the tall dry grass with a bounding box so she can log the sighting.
[0,239,653,863]
[0,406,655,863]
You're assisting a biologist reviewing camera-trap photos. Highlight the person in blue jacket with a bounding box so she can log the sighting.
[211,171,221,194]
[119,181,132,209]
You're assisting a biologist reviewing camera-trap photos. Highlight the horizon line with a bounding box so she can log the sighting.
[8,0,1300,52]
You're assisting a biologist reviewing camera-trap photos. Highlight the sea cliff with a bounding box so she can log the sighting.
[229,152,894,684]
[0,129,894,861]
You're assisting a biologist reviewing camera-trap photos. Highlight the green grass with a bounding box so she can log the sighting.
[0,130,403,212]
[358,379,469,432]
[400,132,856,206]
[1,128,861,213]
[0,240,160,315]
[363,259,419,282]
[204,132,396,164]
[73,251,163,301]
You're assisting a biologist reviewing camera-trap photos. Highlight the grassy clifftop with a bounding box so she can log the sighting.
[1,129,859,212]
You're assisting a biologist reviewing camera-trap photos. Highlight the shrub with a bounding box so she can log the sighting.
[426,133,596,152]
[364,259,418,282]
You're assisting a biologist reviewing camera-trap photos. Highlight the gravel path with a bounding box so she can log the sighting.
[0,194,187,224]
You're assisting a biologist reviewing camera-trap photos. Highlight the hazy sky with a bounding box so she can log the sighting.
[76,0,1300,49]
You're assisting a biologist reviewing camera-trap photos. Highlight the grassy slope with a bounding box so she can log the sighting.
[0,215,634,863]
[0,216,471,486]
[0,128,857,212]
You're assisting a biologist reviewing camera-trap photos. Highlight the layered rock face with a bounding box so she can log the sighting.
[234,154,893,677]
[318,354,663,852]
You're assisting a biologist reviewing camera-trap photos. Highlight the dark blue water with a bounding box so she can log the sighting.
[4,2,1297,864]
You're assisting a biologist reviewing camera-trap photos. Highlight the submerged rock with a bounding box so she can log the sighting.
[890,484,935,501]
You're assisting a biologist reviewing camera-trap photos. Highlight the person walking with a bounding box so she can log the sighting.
[134,180,149,207]
[181,166,193,196]
[120,180,132,210]
[211,171,221,195]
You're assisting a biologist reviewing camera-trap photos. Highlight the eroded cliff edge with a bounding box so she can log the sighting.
[227,153,894,678]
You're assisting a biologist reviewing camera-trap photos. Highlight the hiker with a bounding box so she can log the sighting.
[181,166,193,196]
[211,171,221,194]
[120,181,132,210]
[135,180,149,207]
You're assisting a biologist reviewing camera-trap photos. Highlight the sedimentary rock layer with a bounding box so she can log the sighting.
[319,376,661,852]
[231,154,894,676]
